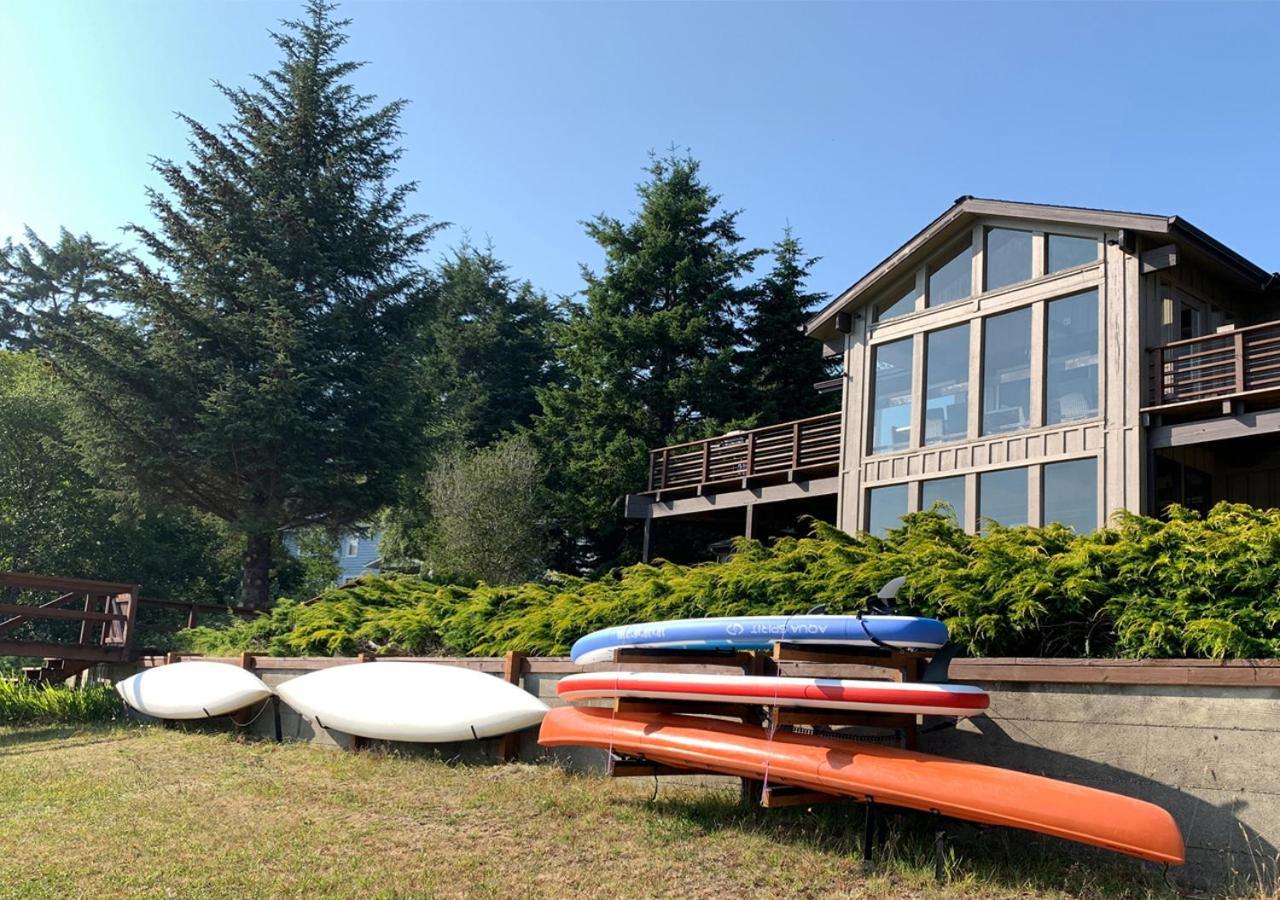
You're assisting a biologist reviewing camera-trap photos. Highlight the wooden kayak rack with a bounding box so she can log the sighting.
[602,641,941,811]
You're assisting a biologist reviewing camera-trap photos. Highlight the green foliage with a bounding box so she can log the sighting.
[21,2,440,606]
[421,434,547,585]
[532,152,764,573]
[288,527,343,599]
[177,503,1280,660]
[0,679,122,725]
[423,242,560,449]
[0,351,239,604]
[739,230,837,425]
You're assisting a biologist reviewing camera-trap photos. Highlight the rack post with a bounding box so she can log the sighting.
[498,650,528,763]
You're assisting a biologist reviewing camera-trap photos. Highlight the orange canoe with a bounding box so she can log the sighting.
[539,707,1184,865]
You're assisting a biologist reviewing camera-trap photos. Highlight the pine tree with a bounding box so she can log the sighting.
[0,229,121,348]
[30,2,440,606]
[740,230,836,424]
[424,242,559,447]
[533,153,762,571]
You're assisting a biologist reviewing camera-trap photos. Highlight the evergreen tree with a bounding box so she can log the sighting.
[424,242,559,447]
[740,230,837,424]
[0,229,121,348]
[533,153,762,571]
[28,2,440,607]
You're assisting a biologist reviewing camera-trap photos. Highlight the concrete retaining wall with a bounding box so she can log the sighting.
[109,655,1280,890]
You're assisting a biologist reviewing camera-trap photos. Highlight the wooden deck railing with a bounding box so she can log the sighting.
[1147,320,1280,410]
[646,412,842,493]
[0,571,260,669]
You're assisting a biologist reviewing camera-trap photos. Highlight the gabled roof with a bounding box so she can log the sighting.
[804,196,1276,342]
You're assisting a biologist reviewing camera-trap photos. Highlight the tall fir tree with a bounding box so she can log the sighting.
[29,2,440,606]
[0,229,121,348]
[740,229,836,425]
[424,242,559,447]
[533,153,762,571]
[378,243,558,569]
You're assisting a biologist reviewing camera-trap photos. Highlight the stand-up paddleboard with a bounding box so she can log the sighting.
[115,661,273,720]
[275,661,549,742]
[539,707,1184,866]
[557,671,989,717]
[570,614,948,665]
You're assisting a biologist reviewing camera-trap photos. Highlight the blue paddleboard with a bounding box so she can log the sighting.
[570,614,948,665]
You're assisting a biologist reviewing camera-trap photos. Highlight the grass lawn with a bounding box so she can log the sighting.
[0,724,1186,899]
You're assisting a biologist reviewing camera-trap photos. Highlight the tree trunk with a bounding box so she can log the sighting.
[240,532,273,609]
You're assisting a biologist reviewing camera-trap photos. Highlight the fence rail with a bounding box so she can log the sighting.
[1147,320,1280,409]
[646,412,842,493]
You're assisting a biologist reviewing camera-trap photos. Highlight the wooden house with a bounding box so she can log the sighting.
[626,197,1279,558]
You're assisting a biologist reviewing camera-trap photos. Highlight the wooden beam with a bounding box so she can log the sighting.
[1139,243,1178,275]
[0,640,129,663]
[0,602,125,623]
[0,572,135,594]
[498,650,528,762]
[0,591,81,633]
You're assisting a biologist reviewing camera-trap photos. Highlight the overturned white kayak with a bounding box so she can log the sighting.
[116,660,273,720]
[275,661,549,742]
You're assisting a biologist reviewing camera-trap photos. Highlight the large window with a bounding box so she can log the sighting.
[921,475,966,524]
[1045,290,1099,425]
[874,281,917,323]
[985,227,1032,291]
[979,468,1028,530]
[924,324,969,445]
[867,483,909,537]
[869,338,913,454]
[1046,234,1098,274]
[981,307,1032,435]
[1043,458,1098,532]
[927,241,971,308]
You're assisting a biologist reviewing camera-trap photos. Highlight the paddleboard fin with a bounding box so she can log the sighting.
[868,576,906,614]
[922,643,959,684]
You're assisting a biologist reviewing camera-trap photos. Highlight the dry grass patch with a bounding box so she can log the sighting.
[0,725,1190,898]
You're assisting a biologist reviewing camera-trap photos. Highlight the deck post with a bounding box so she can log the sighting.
[1235,330,1246,393]
[744,504,755,540]
[641,516,652,563]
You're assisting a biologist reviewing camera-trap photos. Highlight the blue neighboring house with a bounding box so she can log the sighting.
[283,526,383,587]
[336,529,383,584]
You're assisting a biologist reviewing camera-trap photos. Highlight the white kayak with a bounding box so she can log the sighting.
[115,660,273,720]
[275,661,549,742]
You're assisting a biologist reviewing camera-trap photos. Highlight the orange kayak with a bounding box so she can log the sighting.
[539,706,1184,865]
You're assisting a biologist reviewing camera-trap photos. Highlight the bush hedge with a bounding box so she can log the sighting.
[176,503,1280,660]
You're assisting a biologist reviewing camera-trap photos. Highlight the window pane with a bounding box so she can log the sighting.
[1046,234,1098,274]
[985,227,1032,291]
[1043,458,1098,533]
[1045,290,1099,425]
[875,281,916,323]
[867,484,908,537]
[924,323,969,445]
[869,338,913,455]
[981,307,1032,435]
[922,476,965,524]
[927,242,971,308]
[979,468,1028,530]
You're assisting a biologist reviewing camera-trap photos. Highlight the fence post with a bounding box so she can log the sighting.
[792,420,802,469]
[745,431,756,478]
[498,650,528,763]
[701,440,711,484]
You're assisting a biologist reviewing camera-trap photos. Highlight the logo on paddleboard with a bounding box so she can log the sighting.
[726,622,744,636]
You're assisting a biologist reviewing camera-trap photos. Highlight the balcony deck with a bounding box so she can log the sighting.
[1146,319,1280,416]
[643,412,841,497]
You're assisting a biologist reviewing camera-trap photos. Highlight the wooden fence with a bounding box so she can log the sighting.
[646,412,842,493]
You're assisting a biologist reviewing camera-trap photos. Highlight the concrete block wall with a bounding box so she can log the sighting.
[111,655,1280,890]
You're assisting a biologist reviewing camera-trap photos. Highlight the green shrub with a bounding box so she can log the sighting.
[175,503,1280,660]
[0,679,123,725]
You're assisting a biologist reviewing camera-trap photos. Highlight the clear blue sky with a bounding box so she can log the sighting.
[2,1,1278,303]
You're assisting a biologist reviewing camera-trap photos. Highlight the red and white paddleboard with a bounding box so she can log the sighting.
[557,671,989,717]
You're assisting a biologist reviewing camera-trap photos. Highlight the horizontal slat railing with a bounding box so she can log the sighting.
[1147,320,1280,409]
[647,412,841,492]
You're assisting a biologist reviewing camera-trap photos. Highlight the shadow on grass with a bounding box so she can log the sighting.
[0,723,136,757]
[635,788,1179,899]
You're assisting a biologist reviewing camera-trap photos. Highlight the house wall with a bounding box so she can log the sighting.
[836,216,1143,534]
